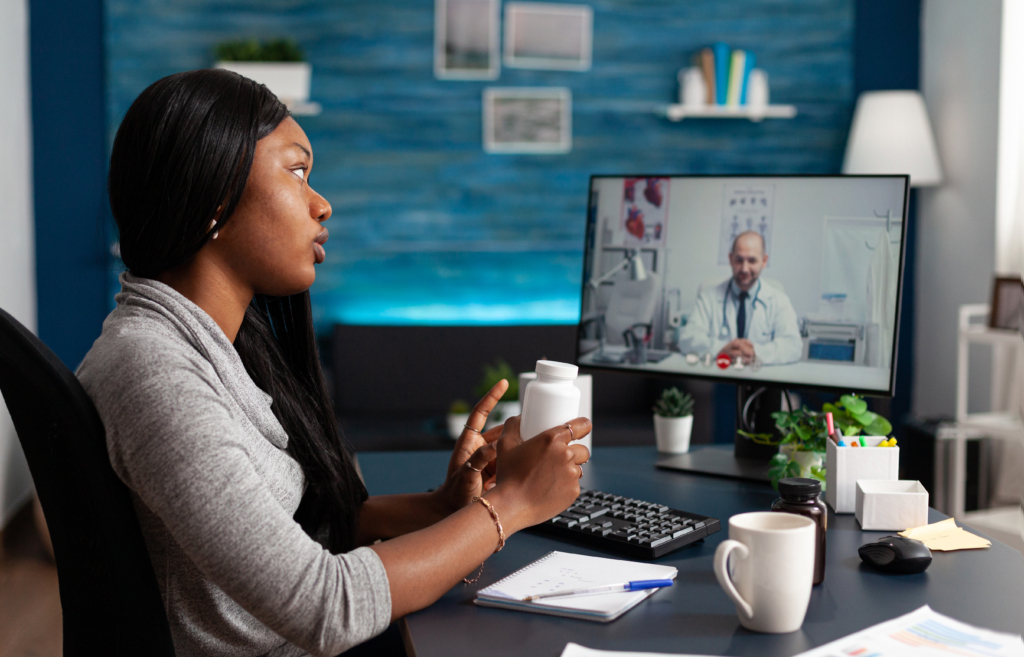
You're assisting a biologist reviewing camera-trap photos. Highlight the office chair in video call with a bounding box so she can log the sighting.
[0,307,175,656]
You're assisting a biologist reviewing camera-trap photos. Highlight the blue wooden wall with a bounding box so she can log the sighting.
[105,0,853,329]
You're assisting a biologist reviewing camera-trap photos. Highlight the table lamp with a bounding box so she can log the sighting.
[588,249,647,289]
[842,90,943,187]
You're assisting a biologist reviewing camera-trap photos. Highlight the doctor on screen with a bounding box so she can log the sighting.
[677,231,802,365]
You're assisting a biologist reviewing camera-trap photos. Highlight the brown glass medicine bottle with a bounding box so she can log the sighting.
[772,477,827,585]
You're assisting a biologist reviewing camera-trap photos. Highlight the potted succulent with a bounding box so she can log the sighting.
[764,394,893,489]
[653,387,695,454]
[474,359,520,430]
[214,38,311,107]
[446,399,471,440]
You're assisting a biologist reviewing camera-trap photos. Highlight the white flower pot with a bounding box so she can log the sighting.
[778,446,824,478]
[446,412,470,440]
[654,414,693,454]
[485,401,521,431]
[215,61,311,104]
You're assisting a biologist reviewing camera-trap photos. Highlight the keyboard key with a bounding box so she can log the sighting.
[551,517,577,528]
[562,511,588,521]
[694,521,705,530]
[650,535,673,547]
[673,527,694,538]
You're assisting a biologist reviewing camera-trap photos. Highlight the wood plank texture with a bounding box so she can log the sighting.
[105,0,853,326]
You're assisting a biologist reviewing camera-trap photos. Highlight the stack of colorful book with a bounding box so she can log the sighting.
[695,43,757,106]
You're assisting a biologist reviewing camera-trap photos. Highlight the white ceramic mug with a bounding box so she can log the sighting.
[713,512,816,633]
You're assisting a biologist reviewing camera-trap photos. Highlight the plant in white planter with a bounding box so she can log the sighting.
[214,39,312,108]
[653,387,694,454]
[446,399,471,440]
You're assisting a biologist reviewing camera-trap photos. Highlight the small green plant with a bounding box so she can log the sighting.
[765,394,893,490]
[215,38,305,62]
[653,387,694,418]
[473,359,518,402]
[449,399,471,414]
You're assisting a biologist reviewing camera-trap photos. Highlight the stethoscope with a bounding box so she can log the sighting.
[719,280,767,340]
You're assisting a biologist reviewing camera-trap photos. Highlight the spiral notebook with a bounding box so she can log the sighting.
[474,551,678,622]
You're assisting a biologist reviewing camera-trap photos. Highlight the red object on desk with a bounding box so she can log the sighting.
[716,353,731,369]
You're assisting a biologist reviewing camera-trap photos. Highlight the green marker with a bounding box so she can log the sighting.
[859,436,866,447]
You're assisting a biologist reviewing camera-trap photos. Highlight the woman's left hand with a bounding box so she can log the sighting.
[433,380,508,514]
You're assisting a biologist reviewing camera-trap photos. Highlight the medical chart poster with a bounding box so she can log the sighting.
[620,177,669,246]
[718,183,775,265]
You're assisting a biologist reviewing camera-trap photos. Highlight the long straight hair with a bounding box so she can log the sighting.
[108,69,366,553]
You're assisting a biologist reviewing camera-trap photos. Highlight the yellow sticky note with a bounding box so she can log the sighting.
[898,517,992,551]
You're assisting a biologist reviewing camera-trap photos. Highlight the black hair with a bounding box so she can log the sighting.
[109,69,366,553]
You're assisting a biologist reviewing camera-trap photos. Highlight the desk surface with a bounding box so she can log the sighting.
[358,446,1024,657]
[578,348,890,392]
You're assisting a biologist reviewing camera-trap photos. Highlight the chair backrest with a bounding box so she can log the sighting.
[0,307,175,656]
[603,272,661,344]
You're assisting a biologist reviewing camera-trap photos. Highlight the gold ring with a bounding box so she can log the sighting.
[564,423,574,442]
[463,424,482,434]
[578,463,584,478]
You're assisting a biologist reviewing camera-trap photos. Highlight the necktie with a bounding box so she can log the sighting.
[736,290,749,339]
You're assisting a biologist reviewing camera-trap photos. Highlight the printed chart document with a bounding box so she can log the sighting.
[796,605,1023,657]
[475,551,677,622]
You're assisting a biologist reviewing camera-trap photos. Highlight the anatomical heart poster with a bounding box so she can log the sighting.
[621,177,669,246]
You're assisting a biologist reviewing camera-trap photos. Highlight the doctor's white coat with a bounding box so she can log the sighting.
[677,279,803,365]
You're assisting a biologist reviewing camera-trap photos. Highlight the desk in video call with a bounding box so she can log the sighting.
[357,447,1024,657]
[578,348,891,391]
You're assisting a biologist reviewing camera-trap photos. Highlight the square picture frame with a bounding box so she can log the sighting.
[434,0,500,80]
[989,275,1024,331]
[483,87,572,154]
[503,2,593,71]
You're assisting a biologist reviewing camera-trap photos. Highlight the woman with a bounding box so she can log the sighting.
[77,69,590,657]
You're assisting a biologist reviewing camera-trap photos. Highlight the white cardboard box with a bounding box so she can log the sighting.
[855,479,929,531]
[825,437,899,513]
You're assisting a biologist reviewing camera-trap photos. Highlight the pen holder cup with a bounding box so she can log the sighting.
[825,438,899,514]
[855,480,929,531]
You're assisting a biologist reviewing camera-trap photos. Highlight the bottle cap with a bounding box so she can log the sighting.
[777,477,822,500]
[535,360,578,380]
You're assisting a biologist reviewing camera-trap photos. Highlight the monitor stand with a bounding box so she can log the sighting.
[655,385,783,483]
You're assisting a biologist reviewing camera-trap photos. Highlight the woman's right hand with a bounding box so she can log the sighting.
[485,415,591,533]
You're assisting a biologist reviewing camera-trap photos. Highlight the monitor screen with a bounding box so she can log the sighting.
[576,175,909,396]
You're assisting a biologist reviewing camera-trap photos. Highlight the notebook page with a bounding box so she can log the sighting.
[478,551,677,613]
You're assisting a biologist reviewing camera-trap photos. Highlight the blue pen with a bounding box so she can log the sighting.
[522,579,674,602]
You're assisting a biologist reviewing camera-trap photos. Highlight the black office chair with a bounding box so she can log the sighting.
[0,307,175,656]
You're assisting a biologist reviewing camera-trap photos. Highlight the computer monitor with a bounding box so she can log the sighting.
[576,175,909,402]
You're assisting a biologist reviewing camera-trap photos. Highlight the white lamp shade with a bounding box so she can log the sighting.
[842,90,943,187]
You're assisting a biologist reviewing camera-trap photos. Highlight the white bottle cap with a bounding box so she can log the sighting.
[535,360,578,380]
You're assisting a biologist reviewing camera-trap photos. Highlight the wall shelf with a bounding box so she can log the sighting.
[660,104,797,122]
[288,101,322,116]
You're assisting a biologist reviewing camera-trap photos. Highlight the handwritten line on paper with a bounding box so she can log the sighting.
[898,518,992,552]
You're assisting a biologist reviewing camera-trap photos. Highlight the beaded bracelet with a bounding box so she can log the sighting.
[463,496,505,584]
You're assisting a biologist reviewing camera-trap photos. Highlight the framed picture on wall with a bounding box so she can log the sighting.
[989,276,1024,331]
[435,0,500,80]
[483,87,572,154]
[503,2,593,71]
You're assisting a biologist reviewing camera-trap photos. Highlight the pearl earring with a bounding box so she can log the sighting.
[209,219,219,240]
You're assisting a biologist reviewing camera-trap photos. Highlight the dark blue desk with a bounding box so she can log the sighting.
[358,446,1024,657]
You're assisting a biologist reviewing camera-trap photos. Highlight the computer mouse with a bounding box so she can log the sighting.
[858,536,932,574]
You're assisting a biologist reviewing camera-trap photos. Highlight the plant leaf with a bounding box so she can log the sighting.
[850,410,878,427]
[840,395,868,415]
[863,416,893,436]
[809,465,827,490]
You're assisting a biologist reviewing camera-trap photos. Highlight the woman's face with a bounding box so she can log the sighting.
[216,116,331,297]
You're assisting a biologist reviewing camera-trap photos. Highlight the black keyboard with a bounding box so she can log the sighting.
[532,488,721,559]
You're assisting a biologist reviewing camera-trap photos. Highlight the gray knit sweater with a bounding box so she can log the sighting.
[77,274,392,657]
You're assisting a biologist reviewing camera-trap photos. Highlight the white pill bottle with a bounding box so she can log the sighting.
[519,360,587,452]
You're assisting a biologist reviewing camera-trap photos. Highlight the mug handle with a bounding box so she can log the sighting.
[714,539,753,620]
